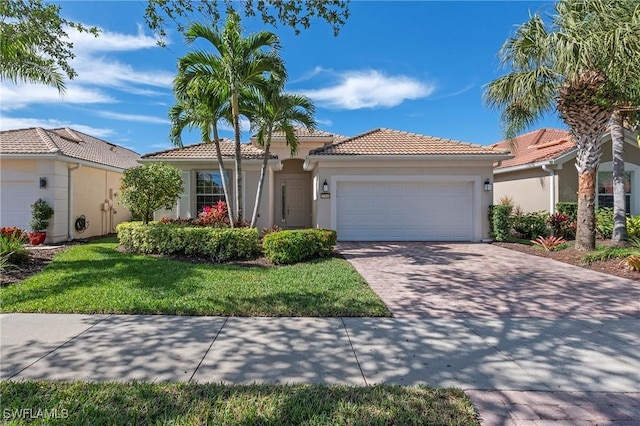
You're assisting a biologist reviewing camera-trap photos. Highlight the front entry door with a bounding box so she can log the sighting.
[278,177,311,228]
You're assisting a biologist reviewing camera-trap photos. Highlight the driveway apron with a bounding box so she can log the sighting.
[338,242,640,425]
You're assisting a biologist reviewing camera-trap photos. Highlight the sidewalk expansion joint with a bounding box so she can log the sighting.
[8,314,113,380]
[341,317,368,386]
[189,316,229,382]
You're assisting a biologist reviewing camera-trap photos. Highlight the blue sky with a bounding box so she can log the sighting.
[0,0,565,155]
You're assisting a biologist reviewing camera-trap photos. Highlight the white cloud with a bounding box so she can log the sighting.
[0,117,115,138]
[290,66,329,84]
[95,110,170,125]
[0,83,115,111]
[301,70,435,110]
[72,59,174,90]
[68,24,160,53]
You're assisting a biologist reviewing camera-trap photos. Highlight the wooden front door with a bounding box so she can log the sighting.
[276,176,311,229]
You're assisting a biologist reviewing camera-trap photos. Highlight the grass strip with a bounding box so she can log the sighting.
[0,381,479,425]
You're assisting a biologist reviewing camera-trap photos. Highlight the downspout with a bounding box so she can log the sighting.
[68,164,81,241]
[542,165,556,214]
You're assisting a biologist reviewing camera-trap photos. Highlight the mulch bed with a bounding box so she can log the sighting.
[492,241,640,281]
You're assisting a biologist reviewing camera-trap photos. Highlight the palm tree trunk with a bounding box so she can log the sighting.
[611,112,628,244]
[251,129,272,228]
[212,125,234,228]
[576,170,597,250]
[232,92,243,224]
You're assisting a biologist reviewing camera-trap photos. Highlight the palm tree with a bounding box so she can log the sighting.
[180,13,286,223]
[247,78,316,228]
[168,81,235,226]
[484,0,640,251]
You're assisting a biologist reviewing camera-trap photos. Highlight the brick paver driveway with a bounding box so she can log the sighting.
[338,242,640,319]
[338,242,640,425]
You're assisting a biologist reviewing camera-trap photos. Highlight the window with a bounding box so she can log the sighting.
[195,171,229,213]
[597,171,631,214]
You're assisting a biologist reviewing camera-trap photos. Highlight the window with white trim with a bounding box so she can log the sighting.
[597,171,631,214]
[195,171,229,213]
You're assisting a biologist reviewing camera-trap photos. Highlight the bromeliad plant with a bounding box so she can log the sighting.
[531,235,567,251]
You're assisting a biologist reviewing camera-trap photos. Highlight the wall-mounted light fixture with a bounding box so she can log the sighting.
[39,177,47,189]
[322,179,329,192]
[484,179,492,192]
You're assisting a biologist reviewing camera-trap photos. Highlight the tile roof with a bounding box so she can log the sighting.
[141,139,277,160]
[490,128,575,169]
[268,127,336,138]
[0,127,140,169]
[309,128,510,156]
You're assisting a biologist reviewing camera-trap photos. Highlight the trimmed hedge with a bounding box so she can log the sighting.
[116,222,260,262]
[263,229,337,264]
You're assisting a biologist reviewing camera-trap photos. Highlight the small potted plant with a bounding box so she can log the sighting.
[29,199,54,245]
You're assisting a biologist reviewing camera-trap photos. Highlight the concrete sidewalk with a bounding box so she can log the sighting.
[2,314,639,424]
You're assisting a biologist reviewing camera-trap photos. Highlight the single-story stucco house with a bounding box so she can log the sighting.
[491,128,640,215]
[141,127,510,241]
[0,127,140,243]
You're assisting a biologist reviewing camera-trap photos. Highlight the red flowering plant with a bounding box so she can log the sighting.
[0,227,27,243]
[547,212,576,239]
[195,201,229,227]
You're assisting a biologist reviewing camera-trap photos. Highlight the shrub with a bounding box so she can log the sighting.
[595,207,614,239]
[621,255,640,271]
[490,205,512,241]
[556,202,578,222]
[29,199,54,231]
[626,215,640,240]
[119,163,183,224]
[0,227,27,242]
[498,195,514,206]
[0,233,30,265]
[116,222,260,262]
[531,235,567,251]
[548,212,576,239]
[195,201,229,227]
[511,211,549,240]
[263,229,337,264]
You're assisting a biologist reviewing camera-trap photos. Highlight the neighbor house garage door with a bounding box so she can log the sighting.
[336,180,473,241]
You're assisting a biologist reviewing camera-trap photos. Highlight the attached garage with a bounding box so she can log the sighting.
[0,173,39,231]
[335,179,475,241]
[305,128,511,242]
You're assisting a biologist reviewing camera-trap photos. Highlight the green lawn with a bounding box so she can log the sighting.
[0,238,390,317]
[0,382,479,426]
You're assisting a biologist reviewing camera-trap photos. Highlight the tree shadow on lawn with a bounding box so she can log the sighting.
[0,245,389,316]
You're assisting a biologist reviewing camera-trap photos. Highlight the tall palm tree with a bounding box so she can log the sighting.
[168,82,235,226]
[484,0,640,251]
[180,13,286,223]
[247,78,316,228]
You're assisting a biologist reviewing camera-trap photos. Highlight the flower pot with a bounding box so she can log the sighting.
[28,231,46,245]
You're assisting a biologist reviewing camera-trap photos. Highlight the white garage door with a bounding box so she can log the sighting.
[1,180,39,231]
[336,181,474,241]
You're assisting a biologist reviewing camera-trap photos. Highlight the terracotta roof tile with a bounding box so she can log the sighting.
[0,127,140,169]
[310,128,509,156]
[490,128,575,169]
[269,127,336,138]
[141,139,276,160]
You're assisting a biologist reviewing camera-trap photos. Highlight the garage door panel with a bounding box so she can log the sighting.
[336,181,473,241]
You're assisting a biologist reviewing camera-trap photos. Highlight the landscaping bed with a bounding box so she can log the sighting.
[492,241,640,281]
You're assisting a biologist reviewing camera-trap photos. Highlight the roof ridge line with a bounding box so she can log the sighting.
[35,128,60,152]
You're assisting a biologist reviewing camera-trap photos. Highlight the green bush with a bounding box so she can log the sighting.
[511,211,549,239]
[263,229,337,264]
[116,222,260,262]
[29,198,54,231]
[595,207,614,239]
[556,202,578,222]
[0,233,29,265]
[490,205,512,241]
[627,215,640,240]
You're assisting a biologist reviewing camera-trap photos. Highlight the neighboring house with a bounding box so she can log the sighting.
[142,127,510,241]
[0,127,140,243]
[491,128,640,214]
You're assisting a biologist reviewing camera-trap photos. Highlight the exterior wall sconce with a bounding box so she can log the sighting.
[322,179,329,192]
[484,179,492,192]
[39,177,47,188]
